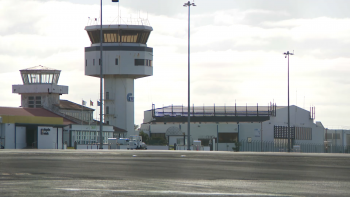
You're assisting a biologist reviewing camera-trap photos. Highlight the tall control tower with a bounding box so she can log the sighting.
[84,23,153,134]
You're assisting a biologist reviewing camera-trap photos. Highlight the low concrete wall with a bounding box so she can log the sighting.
[76,144,211,151]
[147,145,169,150]
[77,144,109,149]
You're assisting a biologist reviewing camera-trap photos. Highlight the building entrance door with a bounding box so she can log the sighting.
[26,126,37,148]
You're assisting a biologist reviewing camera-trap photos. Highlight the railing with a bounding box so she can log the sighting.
[152,103,277,118]
[87,17,151,26]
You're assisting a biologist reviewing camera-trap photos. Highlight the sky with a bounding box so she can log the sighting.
[1,0,350,128]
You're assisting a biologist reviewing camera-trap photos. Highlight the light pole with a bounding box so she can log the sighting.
[283,50,294,152]
[183,1,196,150]
[99,0,119,149]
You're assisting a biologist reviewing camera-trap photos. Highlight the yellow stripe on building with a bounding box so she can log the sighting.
[0,115,63,125]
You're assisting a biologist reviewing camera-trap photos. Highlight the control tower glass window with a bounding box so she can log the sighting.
[88,30,151,44]
[22,73,29,84]
[41,74,53,83]
[27,74,40,83]
[52,73,60,84]
[21,73,60,84]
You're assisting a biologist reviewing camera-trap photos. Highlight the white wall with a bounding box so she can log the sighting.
[239,123,262,142]
[104,77,134,135]
[57,128,63,149]
[326,129,350,147]
[38,126,60,149]
[16,126,26,149]
[0,123,5,148]
[143,110,153,123]
[85,50,153,77]
[262,106,324,144]
[147,122,238,140]
[2,124,26,149]
[5,123,15,149]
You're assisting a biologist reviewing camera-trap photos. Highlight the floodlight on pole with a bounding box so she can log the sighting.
[99,0,120,149]
[183,1,196,150]
[283,50,294,152]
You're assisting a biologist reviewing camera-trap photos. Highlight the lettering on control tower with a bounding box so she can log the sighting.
[127,93,134,102]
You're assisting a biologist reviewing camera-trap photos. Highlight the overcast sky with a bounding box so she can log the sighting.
[1,0,350,128]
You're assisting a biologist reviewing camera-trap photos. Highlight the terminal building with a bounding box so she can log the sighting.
[0,65,122,149]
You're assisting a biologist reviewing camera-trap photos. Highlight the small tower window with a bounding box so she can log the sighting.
[115,58,118,65]
[28,96,41,108]
[106,92,109,100]
[99,59,101,65]
[106,106,109,114]
[85,59,87,67]
[135,59,144,66]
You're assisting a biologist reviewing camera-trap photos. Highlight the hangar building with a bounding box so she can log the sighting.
[140,104,325,151]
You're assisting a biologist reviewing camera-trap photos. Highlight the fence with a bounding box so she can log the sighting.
[238,140,350,153]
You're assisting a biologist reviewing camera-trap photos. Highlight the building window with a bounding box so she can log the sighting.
[274,126,296,139]
[325,133,340,140]
[115,58,118,65]
[106,106,109,114]
[106,92,109,100]
[135,59,152,66]
[99,58,101,65]
[28,96,41,108]
[294,127,312,140]
[218,133,238,143]
[198,139,210,146]
[85,59,87,67]
[93,59,95,66]
[106,121,109,125]
[135,59,144,66]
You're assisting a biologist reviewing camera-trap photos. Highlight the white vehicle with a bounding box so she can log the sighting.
[117,138,130,145]
[127,135,147,150]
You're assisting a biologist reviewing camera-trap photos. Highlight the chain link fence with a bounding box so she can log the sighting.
[238,140,350,153]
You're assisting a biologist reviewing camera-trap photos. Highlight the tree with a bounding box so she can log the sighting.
[139,131,149,144]
[134,124,139,130]
[232,141,241,152]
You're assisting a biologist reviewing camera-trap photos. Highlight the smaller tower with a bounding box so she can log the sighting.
[12,65,68,110]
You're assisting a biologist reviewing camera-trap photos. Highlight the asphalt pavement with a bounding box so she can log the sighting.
[0,150,350,196]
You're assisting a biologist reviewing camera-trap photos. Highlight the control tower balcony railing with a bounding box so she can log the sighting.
[86,17,151,26]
